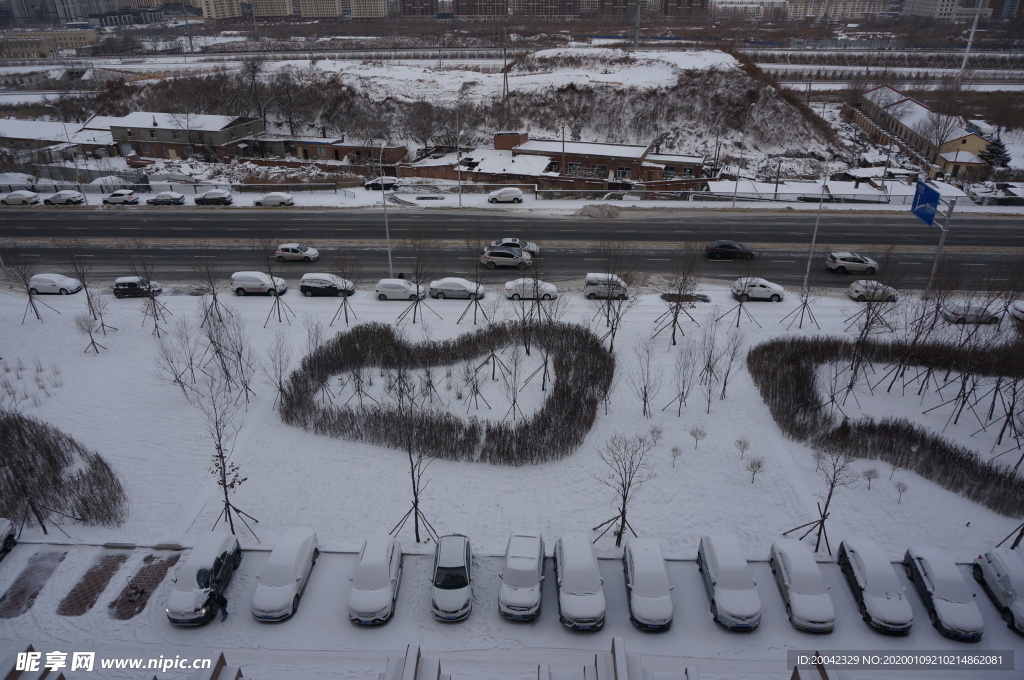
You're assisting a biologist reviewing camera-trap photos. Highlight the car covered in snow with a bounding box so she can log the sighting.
[1,190,40,205]
[431,534,473,622]
[838,536,913,635]
[0,519,15,559]
[194,189,233,205]
[44,190,85,205]
[491,237,539,256]
[697,534,762,631]
[375,278,425,301]
[553,532,605,631]
[504,278,558,301]
[147,191,186,205]
[770,539,835,633]
[904,545,983,641]
[229,271,287,296]
[941,300,1002,325]
[165,531,241,626]
[429,277,485,300]
[848,280,899,302]
[623,537,673,631]
[498,530,544,621]
[1009,300,1024,323]
[487,187,524,204]
[347,535,403,625]
[973,547,1024,634]
[28,273,82,295]
[732,277,784,302]
[251,528,319,622]
[254,192,294,207]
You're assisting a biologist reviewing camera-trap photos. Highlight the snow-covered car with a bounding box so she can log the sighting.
[498,530,544,621]
[194,189,233,205]
[838,537,913,635]
[770,539,835,633]
[103,189,139,205]
[553,532,605,631]
[732,277,784,302]
[584,273,628,300]
[113,276,162,298]
[28,273,82,295]
[347,535,403,625]
[904,545,983,641]
[848,280,899,303]
[1009,300,1024,323]
[255,192,294,207]
[375,279,425,301]
[364,176,398,191]
[229,271,287,296]
[0,518,15,558]
[431,534,473,622]
[623,537,673,631]
[505,278,557,301]
[697,534,762,631]
[44,190,85,205]
[165,531,241,626]
[480,246,532,270]
[941,301,1001,325]
[2,190,40,205]
[147,191,185,205]
[973,547,1024,634]
[251,528,318,622]
[491,237,539,256]
[429,277,485,300]
[827,251,878,275]
[300,273,354,297]
[276,243,319,262]
[487,187,524,204]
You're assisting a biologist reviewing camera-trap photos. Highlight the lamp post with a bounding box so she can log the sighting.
[380,142,393,278]
[45,103,85,204]
[731,104,755,209]
[457,127,463,208]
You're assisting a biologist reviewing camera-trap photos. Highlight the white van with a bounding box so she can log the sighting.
[230,271,287,296]
[584,273,628,300]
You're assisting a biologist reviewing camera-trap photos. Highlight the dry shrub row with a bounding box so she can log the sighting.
[279,321,614,466]
[747,336,1024,517]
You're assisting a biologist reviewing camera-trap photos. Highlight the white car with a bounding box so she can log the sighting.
[491,237,539,256]
[44,190,85,205]
[103,189,138,205]
[697,534,762,630]
[904,545,983,641]
[147,191,186,205]
[229,271,287,296]
[276,243,319,262]
[942,301,1001,325]
[553,532,606,631]
[838,537,913,635]
[732,277,784,302]
[504,278,557,301]
[429,277,485,300]
[848,280,899,303]
[0,518,15,558]
[623,537,674,631]
[2,190,40,205]
[375,278,425,301]
[255,192,294,207]
[1009,300,1024,323]
[347,535,403,625]
[973,547,1024,634]
[827,251,878,275]
[498,531,544,621]
[165,531,241,626]
[770,539,835,633]
[487,187,524,204]
[28,273,83,295]
[431,534,473,622]
[251,528,319,622]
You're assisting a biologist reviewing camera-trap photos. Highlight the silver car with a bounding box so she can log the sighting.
[827,251,878,275]
[375,279,425,301]
[553,532,605,630]
[848,280,898,302]
[431,534,473,622]
[504,278,557,300]
[44,190,85,205]
[2,190,40,205]
[623,537,673,631]
[697,534,762,630]
[103,189,138,205]
[480,246,532,270]
[255,192,294,207]
[770,539,835,633]
[28,273,83,295]
[429,277,485,300]
[348,535,403,625]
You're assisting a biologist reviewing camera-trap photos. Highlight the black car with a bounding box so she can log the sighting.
[194,190,233,206]
[705,240,755,260]
[113,276,162,298]
[364,177,398,191]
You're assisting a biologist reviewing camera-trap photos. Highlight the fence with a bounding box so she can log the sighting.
[0,181,345,196]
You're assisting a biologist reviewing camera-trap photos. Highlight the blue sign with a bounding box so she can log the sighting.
[911,181,941,227]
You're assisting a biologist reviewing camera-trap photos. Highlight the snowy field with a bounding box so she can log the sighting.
[0,275,1021,679]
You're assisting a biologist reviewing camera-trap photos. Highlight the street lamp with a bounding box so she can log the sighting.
[380,142,394,278]
[457,127,463,208]
[731,104,755,209]
[45,104,86,204]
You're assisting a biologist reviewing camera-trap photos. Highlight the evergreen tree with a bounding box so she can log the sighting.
[978,138,1011,168]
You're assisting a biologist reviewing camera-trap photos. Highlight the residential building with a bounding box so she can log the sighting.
[201,0,243,20]
[707,0,787,17]
[350,0,387,18]
[0,28,97,56]
[106,112,265,160]
[400,0,437,13]
[901,0,991,20]
[453,0,505,16]
[510,0,578,16]
[786,0,893,19]
[88,6,163,24]
[253,0,291,15]
[662,0,707,17]
[300,0,341,16]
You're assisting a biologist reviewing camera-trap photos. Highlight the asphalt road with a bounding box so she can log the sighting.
[1,208,1022,288]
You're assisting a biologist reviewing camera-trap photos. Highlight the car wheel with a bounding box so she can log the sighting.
[859,602,869,622]
[739,293,749,302]
[972,564,984,582]
[232,550,242,569]
[987,317,999,324]
[44,200,52,205]
[29,288,38,295]
[488,198,496,203]
[836,266,847,274]
[303,290,313,297]
[616,293,626,300]
[2,535,14,552]
[59,288,69,295]
[513,197,522,203]
[103,200,110,204]
[929,609,938,626]
[856,295,866,302]
[542,294,552,301]
[114,292,124,299]
[302,257,311,262]
[517,263,527,270]
[378,293,387,301]
[0,200,7,205]
[236,288,247,296]
[785,604,792,619]
[256,202,263,207]
[713,252,721,259]
[956,317,967,324]
[268,289,278,296]
[486,262,496,270]
[436,292,445,299]
[887,295,897,302]
[710,600,718,620]
[865,267,876,275]
[745,252,754,260]
[770,294,781,302]
[277,256,285,262]
[905,564,914,578]
[587,293,597,300]
[1004,608,1016,628]
[409,295,417,301]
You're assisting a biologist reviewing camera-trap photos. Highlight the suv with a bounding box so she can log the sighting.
[103,189,139,205]
[623,537,673,631]
[195,189,233,205]
[838,537,913,635]
[480,246,532,270]
[697,534,762,631]
[276,243,319,262]
[165,531,241,626]
[553,532,605,630]
[827,252,878,275]
[498,530,544,621]
[229,271,287,296]
[973,547,1024,634]
[431,534,473,621]
[113,276,162,298]
[584,273,628,300]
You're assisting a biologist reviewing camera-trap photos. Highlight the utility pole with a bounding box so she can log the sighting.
[960,0,984,71]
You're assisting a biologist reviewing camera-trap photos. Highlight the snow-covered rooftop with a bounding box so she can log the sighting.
[646,152,705,165]
[515,139,648,160]
[108,111,251,132]
[938,150,983,164]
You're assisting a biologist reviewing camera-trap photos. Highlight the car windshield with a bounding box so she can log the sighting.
[434,565,468,589]
[353,560,390,590]
[296,245,308,252]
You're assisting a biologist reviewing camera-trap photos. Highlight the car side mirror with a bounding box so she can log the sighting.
[296,576,302,582]
[669,585,675,591]
[391,577,398,585]
[600,577,604,584]
[255,574,260,580]
[171,578,177,584]
[540,575,545,581]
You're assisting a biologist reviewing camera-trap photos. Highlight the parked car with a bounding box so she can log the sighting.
[431,534,473,622]
[697,534,762,631]
[251,528,319,622]
[28,273,82,295]
[769,539,835,633]
[113,276,162,298]
[623,537,673,631]
[103,189,139,205]
[505,278,557,301]
[837,537,913,635]
[941,301,1001,325]
[364,176,398,191]
[0,518,15,558]
[487,187,524,204]
[375,278,425,301]
[194,189,233,205]
[347,535,404,625]
[480,246,532,270]
[732,277,784,302]
[973,547,1024,634]
[848,280,899,303]
[44,190,85,205]
[429,277,485,300]
[276,243,319,262]
[904,545,984,641]
[553,532,606,631]
[255,192,294,207]
[229,271,287,296]
[584,272,628,300]
[705,240,754,260]
[300,273,354,297]
[147,191,186,206]
[165,531,241,626]
[1009,300,1024,323]
[498,530,545,621]
[827,252,878,275]
[491,237,539,256]
[1,190,40,205]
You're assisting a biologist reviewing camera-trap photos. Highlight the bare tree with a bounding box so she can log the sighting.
[592,427,662,547]
[671,445,682,468]
[55,237,99,321]
[700,320,724,415]
[249,235,294,327]
[785,448,860,554]
[127,241,171,337]
[192,241,232,328]
[653,246,700,346]
[718,330,744,400]
[735,436,751,459]
[689,426,707,450]
[4,247,55,324]
[894,480,908,504]
[396,232,443,326]
[627,337,662,418]
[75,313,106,354]
[746,456,765,483]
[914,110,964,163]
[662,342,697,416]
[262,330,293,410]
[863,467,879,490]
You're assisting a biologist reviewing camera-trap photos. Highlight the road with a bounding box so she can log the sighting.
[1,208,1021,289]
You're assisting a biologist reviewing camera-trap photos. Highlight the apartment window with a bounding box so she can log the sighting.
[592,164,607,176]
[230,130,236,138]
[616,167,631,179]
[184,147,193,155]
[126,128,134,138]
[318,147,326,156]
[663,165,676,179]
[172,131,180,140]
[141,144,149,153]
[148,129,156,139]
[567,162,582,175]
[246,125,253,133]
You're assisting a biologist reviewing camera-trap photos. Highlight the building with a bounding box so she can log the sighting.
[662,0,706,17]
[106,112,265,160]
[298,0,340,16]
[510,0,578,16]
[87,6,163,24]
[901,0,992,20]
[453,0,506,17]
[0,28,97,57]
[785,0,893,20]
[253,0,291,15]
[707,0,787,17]
[201,0,243,20]
[399,0,436,14]
[350,0,387,18]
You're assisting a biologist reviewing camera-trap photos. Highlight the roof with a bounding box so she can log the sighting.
[0,118,111,146]
[410,149,554,177]
[437,534,468,566]
[939,150,983,164]
[515,138,648,160]
[108,112,254,132]
[184,531,235,570]
[646,152,705,165]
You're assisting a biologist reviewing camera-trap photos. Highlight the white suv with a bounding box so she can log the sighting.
[103,189,139,205]
[498,531,544,621]
[229,271,287,296]
[553,532,605,630]
[974,547,1024,634]
[827,252,878,275]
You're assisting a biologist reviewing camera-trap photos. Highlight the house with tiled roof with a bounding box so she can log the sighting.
[105,112,265,160]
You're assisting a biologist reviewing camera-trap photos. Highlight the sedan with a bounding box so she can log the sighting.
[942,301,1001,325]
[848,280,898,302]
[498,531,544,621]
[195,189,233,205]
[28,273,83,295]
[505,278,558,301]
[770,539,835,633]
[251,528,319,622]
[255,192,294,207]
[0,518,15,558]
[705,240,754,259]
[2,190,40,205]
[623,537,673,631]
[276,243,319,262]
[732,277,784,302]
[904,545,983,641]
[429,277,485,300]
[827,252,878,275]
[348,535,403,625]
[147,191,185,205]
[1009,300,1024,323]
[44,190,85,205]
[838,537,913,635]
[375,279,426,301]
[364,176,398,191]
[973,547,1024,634]
[431,534,473,622]
[103,189,139,205]
[491,237,540,256]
